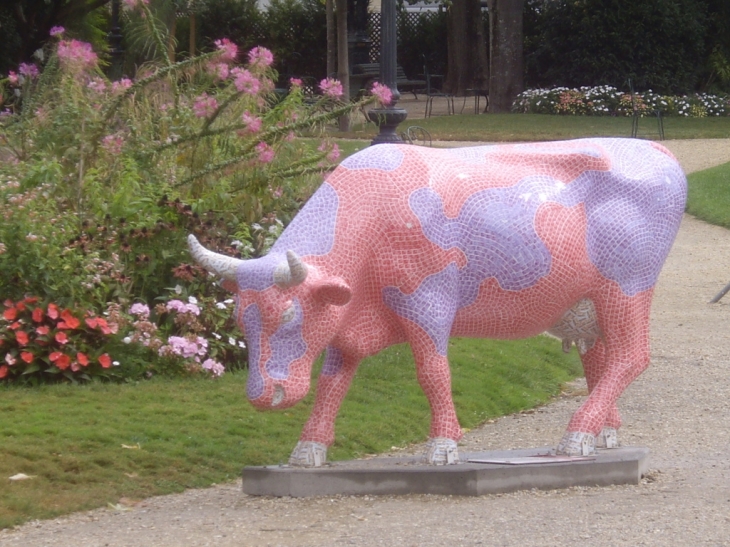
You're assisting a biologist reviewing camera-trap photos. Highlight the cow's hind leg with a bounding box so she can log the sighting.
[580,339,621,448]
[289,347,358,467]
[558,287,652,456]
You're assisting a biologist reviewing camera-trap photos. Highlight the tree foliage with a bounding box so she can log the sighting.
[524,0,723,94]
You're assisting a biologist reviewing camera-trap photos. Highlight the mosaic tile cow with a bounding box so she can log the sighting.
[189,138,686,466]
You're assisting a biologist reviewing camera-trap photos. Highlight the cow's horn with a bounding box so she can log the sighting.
[187,235,242,282]
[273,250,308,288]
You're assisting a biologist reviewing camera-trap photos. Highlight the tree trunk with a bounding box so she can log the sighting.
[488,0,524,112]
[444,0,489,95]
[327,0,336,77]
[336,0,350,131]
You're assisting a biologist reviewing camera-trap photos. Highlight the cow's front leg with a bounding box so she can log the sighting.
[412,345,463,465]
[289,347,358,467]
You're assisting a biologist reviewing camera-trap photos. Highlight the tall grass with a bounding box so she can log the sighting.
[0,335,581,528]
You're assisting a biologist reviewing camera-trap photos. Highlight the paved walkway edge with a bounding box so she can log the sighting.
[242,447,649,497]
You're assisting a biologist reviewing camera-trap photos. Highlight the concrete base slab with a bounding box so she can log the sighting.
[242,446,650,497]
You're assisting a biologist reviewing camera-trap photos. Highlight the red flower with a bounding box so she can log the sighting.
[95,317,114,335]
[9,322,21,330]
[55,332,69,344]
[50,351,71,370]
[20,351,33,363]
[15,302,26,312]
[54,353,71,370]
[98,353,112,368]
[85,317,98,329]
[15,331,29,346]
[77,352,89,366]
[4,299,14,308]
[22,297,39,305]
[71,362,81,372]
[3,307,17,321]
[36,325,50,335]
[32,307,44,323]
[0,365,7,378]
[59,310,80,329]
[47,303,59,320]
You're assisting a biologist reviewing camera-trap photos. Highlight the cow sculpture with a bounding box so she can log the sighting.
[188,138,687,466]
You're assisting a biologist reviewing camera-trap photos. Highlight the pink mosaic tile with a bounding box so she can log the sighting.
[189,138,687,465]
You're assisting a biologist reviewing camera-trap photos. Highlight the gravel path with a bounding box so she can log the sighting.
[2,139,730,547]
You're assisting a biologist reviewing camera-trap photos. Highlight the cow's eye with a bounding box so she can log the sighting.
[281,302,295,323]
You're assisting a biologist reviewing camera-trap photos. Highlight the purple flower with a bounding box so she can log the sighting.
[57,39,98,71]
[18,63,39,79]
[49,26,65,37]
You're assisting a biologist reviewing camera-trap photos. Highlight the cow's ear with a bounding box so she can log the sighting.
[313,277,352,306]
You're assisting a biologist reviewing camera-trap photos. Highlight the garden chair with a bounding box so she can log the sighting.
[421,56,454,118]
[629,79,665,140]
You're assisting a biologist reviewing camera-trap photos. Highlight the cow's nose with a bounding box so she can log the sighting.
[272,384,285,407]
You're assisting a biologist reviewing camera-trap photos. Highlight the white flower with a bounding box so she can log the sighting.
[174,285,183,294]
[112,361,120,366]
[212,332,222,340]
[188,296,198,305]
[229,337,236,346]
[224,299,234,304]
[238,340,246,349]
[216,302,227,309]
[123,336,132,344]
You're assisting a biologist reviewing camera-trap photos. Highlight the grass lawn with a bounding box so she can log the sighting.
[0,335,581,529]
[335,113,730,142]
[686,161,730,227]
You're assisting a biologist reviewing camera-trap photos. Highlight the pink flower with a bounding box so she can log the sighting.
[87,78,107,93]
[101,133,125,155]
[165,299,200,316]
[327,143,340,162]
[371,82,393,106]
[19,63,39,79]
[202,358,225,377]
[256,142,275,163]
[289,77,303,87]
[129,303,150,318]
[193,94,218,118]
[215,38,238,62]
[7,72,18,86]
[57,39,98,71]
[111,78,132,93]
[319,78,343,99]
[49,26,65,37]
[122,0,149,10]
[5,353,16,366]
[241,111,262,133]
[247,46,274,68]
[231,67,260,95]
[208,62,229,81]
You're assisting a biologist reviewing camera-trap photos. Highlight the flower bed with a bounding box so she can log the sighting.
[513,86,730,117]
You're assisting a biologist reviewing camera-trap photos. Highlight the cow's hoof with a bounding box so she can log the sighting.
[288,441,328,467]
[596,427,619,449]
[556,431,596,456]
[424,437,460,465]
